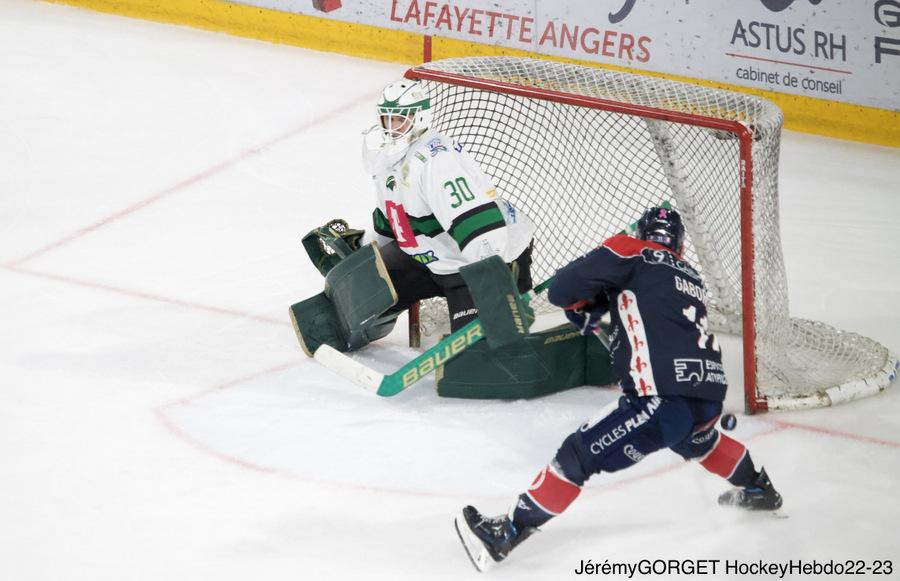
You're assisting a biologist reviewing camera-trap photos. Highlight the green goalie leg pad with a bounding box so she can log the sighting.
[459,255,531,349]
[324,242,399,351]
[289,292,348,357]
[436,325,586,399]
[289,243,400,355]
[436,324,618,399]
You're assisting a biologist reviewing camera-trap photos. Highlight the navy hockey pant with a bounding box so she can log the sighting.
[512,394,756,528]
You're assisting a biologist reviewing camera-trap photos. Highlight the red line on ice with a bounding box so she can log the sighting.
[763,418,900,449]
[3,265,283,325]
[5,92,376,268]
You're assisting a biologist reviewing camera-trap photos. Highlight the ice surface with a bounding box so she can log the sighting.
[1,2,899,579]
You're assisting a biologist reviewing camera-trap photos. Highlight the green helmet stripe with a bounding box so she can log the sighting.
[378,98,431,111]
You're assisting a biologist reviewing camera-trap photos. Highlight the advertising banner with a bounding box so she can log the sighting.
[238,0,900,111]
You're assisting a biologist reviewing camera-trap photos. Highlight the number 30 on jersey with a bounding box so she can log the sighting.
[445,177,475,208]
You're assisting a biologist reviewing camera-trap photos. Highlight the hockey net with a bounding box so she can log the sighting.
[405,56,897,412]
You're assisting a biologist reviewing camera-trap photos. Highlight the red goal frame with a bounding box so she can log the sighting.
[405,67,767,414]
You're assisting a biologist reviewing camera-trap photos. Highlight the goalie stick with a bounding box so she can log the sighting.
[313,207,662,396]
[315,278,616,396]
[314,278,553,396]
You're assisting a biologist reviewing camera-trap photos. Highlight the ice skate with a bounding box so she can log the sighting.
[454,505,536,572]
[718,467,783,512]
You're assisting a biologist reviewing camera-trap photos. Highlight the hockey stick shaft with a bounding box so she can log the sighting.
[314,277,554,396]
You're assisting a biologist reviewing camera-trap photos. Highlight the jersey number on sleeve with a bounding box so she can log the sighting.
[446,177,475,208]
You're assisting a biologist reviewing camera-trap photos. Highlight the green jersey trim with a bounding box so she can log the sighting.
[372,209,395,239]
[448,203,506,250]
[374,208,445,239]
[408,213,443,238]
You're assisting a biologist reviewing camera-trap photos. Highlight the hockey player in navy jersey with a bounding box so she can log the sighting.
[455,207,783,572]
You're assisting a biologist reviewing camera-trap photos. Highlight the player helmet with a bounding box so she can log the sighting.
[376,79,432,144]
[636,206,685,253]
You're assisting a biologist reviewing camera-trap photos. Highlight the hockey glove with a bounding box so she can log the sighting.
[302,219,366,277]
[564,295,608,336]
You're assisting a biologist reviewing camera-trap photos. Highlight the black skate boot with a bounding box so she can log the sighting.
[718,468,783,511]
[454,505,537,572]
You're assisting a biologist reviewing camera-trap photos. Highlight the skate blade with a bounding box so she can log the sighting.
[454,513,495,572]
[722,505,789,518]
[769,509,789,519]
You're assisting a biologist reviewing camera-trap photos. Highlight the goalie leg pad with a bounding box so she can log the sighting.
[325,242,399,351]
[437,325,592,399]
[459,255,532,349]
[290,243,399,355]
[289,292,347,357]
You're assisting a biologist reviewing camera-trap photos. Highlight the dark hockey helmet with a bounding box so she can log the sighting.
[636,206,685,252]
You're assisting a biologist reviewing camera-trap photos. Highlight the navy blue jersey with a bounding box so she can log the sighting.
[548,234,727,402]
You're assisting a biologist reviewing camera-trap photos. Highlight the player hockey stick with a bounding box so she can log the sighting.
[314,278,554,396]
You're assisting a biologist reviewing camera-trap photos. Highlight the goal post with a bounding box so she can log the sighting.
[403,56,897,413]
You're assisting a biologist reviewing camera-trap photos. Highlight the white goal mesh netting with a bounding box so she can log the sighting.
[407,56,896,411]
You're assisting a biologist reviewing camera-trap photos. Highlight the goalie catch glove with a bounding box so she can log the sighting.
[301,218,366,277]
[563,294,609,336]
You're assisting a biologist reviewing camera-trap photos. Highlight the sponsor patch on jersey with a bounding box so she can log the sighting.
[674,358,704,382]
[691,429,718,445]
[427,138,447,157]
[641,248,702,280]
[588,397,661,455]
[386,175,396,191]
[410,250,439,265]
[502,198,515,220]
[414,152,427,163]
[623,444,646,463]
[673,358,728,385]
[386,200,418,249]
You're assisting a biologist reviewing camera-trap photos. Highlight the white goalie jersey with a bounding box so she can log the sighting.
[365,129,535,276]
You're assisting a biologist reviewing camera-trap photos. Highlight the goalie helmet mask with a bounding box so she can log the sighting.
[362,79,432,174]
[636,206,685,253]
[377,79,432,143]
